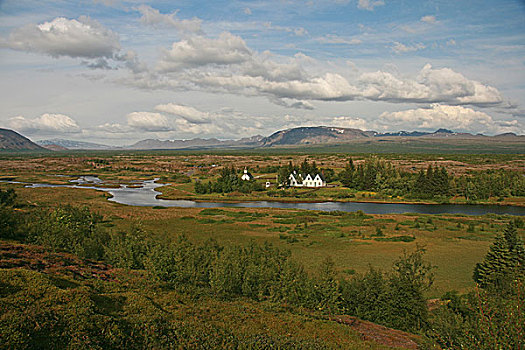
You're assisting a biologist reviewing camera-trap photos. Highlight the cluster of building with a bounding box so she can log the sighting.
[241,168,326,188]
[287,170,326,188]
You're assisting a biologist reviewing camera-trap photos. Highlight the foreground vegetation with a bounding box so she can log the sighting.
[1,151,523,348]
[1,187,523,348]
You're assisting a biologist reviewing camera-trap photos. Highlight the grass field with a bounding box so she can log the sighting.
[2,150,524,207]
[1,151,523,297]
[1,151,524,348]
[5,183,521,298]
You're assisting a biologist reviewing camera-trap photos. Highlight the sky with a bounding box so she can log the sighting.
[0,0,524,145]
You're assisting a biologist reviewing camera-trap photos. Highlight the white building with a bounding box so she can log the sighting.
[288,171,326,188]
[241,168,254,181]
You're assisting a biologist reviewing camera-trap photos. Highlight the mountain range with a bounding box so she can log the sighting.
[123,126,523,149]
[1,126,523,151]
[37,139,116,150]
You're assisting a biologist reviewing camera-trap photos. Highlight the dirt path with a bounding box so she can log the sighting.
[333,315,421,349]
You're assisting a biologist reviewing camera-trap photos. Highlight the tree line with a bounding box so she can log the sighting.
[194,166,263,194]
[338,158,524,201]
[193,158,524,202]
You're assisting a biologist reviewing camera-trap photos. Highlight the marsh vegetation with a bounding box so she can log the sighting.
[0,151,523,349]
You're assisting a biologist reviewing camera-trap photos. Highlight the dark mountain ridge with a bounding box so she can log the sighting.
[0,128,44,151]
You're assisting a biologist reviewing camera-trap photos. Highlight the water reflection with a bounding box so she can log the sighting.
[11,176,525,216]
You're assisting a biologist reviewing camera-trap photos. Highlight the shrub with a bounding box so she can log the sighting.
[340,247,434,332]
[105,225,150,269]
[0,189,18,240]
[27,205,108,260]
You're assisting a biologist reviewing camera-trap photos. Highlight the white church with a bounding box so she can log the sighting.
[241,168,254,181]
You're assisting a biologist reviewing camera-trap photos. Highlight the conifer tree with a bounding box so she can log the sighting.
[473,221,524,295]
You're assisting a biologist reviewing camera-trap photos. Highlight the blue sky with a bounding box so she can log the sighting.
[0,0,524,144]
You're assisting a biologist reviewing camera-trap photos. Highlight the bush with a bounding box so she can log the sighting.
[27,205,108,260]
[0,189,19,240]
[340,247,434,332]
[105,225,150,269]
[374,235,415,242]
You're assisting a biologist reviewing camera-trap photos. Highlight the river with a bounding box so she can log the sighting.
[14,176,525,216]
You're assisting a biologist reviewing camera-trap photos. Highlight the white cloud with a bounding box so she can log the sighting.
[359,70,429,101]
[3,17,120,59]
[194,72,360,102]
[379,104,522,134]
[357,64,504,105]
[93,0,119,7]
[392,41,425,54]
[420,15,437,24]
[357,0,385,11]
[417,64,502,105]
[95,122,131,133]
[122,30,507,109]
[136,5,202,34]
[271,98,315,110]
[331,116,370,130]
[316,34,362,45]
[126,112,173,131]
[155,103,211,124]
[262,22,308,36]
[6,114,81,134]
[241,53,305,81]
[157,32,252,71]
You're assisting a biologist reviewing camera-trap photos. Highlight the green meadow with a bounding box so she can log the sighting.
[6,184,518,297]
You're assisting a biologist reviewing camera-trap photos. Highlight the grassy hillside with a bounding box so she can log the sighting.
[0,241,416,349]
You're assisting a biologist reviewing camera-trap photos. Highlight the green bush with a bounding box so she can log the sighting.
[0,189,19,240]
[27,205,108,260]
[104,225,150,269]
[340,247,434,332]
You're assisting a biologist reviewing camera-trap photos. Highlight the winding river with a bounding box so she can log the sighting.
[12,176,525,216]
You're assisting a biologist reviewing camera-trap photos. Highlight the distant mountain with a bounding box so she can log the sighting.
[493,132,525,140]
[378,131,430,137]
[41,144,68,151]
[37,139,115,150]
[125,126,523,150]
[378,129,458,137]
[260,126,374,147]
[434,128,454,134]
[32,126,524,151]
[0,129,45,151]
[127,135,264,150]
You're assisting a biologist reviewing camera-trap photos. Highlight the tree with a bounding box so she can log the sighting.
[340,247,434,332]
[473,221,525,295]
[315,257,340,314]
[27,205,107,260]
[387,247,435,331]
[428,221,524,349]
[105,224,149,269]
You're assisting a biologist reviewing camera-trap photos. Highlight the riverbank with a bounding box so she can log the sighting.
[156,182,525,208]
[3,175,524,215]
